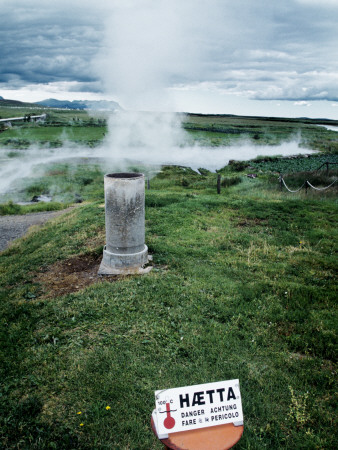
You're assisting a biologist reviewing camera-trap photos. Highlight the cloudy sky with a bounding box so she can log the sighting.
[1,0,337,118]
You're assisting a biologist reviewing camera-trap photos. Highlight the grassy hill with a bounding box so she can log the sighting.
[0,97,41,108]
[0,161,337,449]
[0,105,337,448]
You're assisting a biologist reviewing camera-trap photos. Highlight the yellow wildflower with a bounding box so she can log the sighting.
[106,406,111,410]
[77,411,82,415]
[80,423,84,427]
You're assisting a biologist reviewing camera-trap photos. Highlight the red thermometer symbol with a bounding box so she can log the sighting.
[163,402,176,429]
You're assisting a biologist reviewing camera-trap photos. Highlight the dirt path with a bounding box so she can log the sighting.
[0,208,73,252]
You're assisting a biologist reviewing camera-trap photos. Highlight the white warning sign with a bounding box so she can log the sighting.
[154,379,243,435]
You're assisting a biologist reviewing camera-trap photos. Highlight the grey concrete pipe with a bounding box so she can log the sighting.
[98,172,151,275]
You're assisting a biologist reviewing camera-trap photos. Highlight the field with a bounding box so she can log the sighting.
[0,106,337,449]
[1,105,338,151]
[0,108,106,148]
[182,114,338,152]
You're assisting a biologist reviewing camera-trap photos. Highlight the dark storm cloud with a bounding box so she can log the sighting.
[0,1,104,90]
[1,0,337,104]
[184,0,338,102]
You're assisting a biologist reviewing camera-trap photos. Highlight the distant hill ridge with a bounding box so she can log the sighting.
[0,97,39,107]
[0,96,121,111]
[36,98,121,111]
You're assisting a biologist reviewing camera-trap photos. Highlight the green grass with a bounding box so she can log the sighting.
[0,110,337,448]
[0,165,337,449]
[0,105,90,121]
[0,200,68,215]
[0,125,106,148]
[0,106,107,148]
[2,106,338,151]
[0,163,106,206]
[181,114,338,152]
[246,154,338,174]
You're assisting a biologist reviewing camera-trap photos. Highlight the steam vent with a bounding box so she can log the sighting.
[98,173,151,275]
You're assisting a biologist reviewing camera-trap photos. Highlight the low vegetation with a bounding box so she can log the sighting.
[0,200,67,216]
[182,113,338,153]
[1,159,337,449]
[1,104,338,151]
[0,107,337,448]
[235,154,338,174]
[0,106,107,148]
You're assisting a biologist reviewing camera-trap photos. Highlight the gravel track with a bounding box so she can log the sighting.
[0,209,72,252]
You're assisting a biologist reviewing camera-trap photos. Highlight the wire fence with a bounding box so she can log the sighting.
[145,161,338,194]
[279,160,338,193]
[280,177,337,193]
[315,161,338,173]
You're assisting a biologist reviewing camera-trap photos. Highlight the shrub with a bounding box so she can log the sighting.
[221,176,242,187]
[228,160,250,171]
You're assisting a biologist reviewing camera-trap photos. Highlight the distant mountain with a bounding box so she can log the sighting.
[36,98,122,111]
[0,97,40,107]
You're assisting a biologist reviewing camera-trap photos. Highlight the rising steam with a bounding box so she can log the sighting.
[0,2,316,197]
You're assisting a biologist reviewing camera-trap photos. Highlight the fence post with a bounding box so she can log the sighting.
[217,174,221,194]
[326,162,329,176]
[305,180,309,194]
[147,177,150,190]
[279,174,283,191]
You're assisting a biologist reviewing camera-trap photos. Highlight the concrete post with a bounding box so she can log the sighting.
[98,173,150,275]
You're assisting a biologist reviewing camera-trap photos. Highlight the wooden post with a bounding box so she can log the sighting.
[305,180,309,194]
[217,174,221,194]
[326,162,329,176]
[279,174,283,191]
[147,177,150,190]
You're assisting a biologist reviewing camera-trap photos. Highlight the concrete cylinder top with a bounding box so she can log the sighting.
[104,172,146,255]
